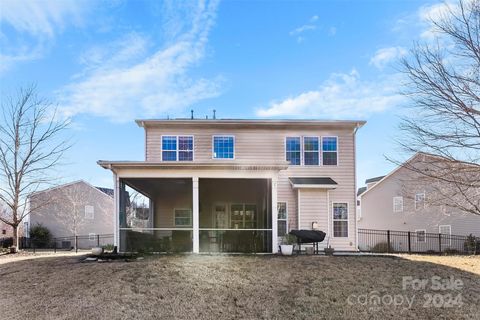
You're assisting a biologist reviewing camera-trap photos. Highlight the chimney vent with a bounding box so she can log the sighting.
[191,110,194,120]
[213,109,216,120]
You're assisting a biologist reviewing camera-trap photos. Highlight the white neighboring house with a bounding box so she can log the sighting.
[357,153,480,243]
[27,180,114,248]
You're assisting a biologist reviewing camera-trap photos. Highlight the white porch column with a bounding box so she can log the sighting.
[271,177,278,253]
[113,173,119,248]
[192,176,199,253]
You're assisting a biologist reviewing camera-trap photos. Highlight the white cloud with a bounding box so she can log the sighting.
[0,0,88,73]
[57,0,221,122]
[0,0,85,37]
[369,46,407,69]
[256,70,404,119]
[289,15,319,42]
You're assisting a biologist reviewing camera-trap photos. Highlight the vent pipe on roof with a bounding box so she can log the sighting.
[191,110,194,119]
[213,109,216,119]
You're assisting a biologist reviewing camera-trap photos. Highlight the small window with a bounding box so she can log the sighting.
[174,209,192,227]
[213,136,234,159]
[333,203,348,237]
[393,196,403,213]
[89,233,96,241]
[303,137,319,165]
[1,229,5,235]
[277,202,288,237]
[322,137,338,165]
[85,205,94,219]
[415,192,425,210]
[439,225,451,246]
[415,229,426,243]
[162,136,194,161]
[286,137,301,165]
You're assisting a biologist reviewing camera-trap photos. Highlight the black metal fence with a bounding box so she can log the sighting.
[19,234,114,253]
[358,228,479,254]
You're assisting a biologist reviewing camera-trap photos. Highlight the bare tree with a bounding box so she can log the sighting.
[396,0,480,215]
[0,86,70,248]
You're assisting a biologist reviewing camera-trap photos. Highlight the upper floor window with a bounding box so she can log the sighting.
[213,136,234,159]
[393,196,403,213]
[322,137,338,165]
[85,205,94,219]
[415,192,425,210]
[162,136,193,161]
[303,137,319,165]
[286,137,301,165]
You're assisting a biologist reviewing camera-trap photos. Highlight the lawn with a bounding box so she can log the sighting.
[0,254,479,320]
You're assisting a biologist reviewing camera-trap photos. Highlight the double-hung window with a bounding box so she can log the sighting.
[322,137,338,165]
[162,136,193,161]
[277,202,288,237]
[415,192,425,210]
[213,136,234,159]
[439,225,451,246]
[393,196,403,213]
[303,137,319,165]
[85,205,94,219]
[174,209,192,227]
[286,137,301,165]
[415,229,426,243]
[333,203,348,237]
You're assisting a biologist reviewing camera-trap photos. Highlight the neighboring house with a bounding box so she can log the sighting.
[358,153,480,250]
[0,221,13,238]
[98,118,365,253]
[28,180,114,248]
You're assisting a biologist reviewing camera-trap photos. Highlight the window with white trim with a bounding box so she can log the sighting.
[85,205,94,219]
[322,137,338,165]
[213,136,234,159]
[439,225,451,246]
[303,137,319,165]
[393,196,403,213]
[89,233,96,241]
[162,136,193,161]
[174,209,192,227]
[286,137,301,165]
[333,203,348,237]
[277,202,288,237]
[415,229,426,243]
[415,192,425,210]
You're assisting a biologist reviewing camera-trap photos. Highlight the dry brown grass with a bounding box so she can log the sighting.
[0,254,479,320]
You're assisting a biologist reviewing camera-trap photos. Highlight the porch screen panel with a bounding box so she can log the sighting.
[199,178,272,253]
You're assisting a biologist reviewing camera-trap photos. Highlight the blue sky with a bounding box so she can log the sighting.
[0,0,449,188]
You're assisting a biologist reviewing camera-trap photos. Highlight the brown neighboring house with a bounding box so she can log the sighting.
[358,153,480,251]
[27,180,114,248]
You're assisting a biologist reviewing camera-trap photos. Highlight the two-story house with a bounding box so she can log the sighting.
[98,118,365,253]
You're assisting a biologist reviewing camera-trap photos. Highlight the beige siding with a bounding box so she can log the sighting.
[359,166,480,237]
[143,125,358,251]
[29,181,114,238]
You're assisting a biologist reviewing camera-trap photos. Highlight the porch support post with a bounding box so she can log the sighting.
[113,173,119,248]
[192,176,199,253]
[271,177,278,253]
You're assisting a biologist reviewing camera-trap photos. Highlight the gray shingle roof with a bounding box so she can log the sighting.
[95,187,114,197]
[289,177,337,185]
[365,176,385,184]
[357,186,367,196]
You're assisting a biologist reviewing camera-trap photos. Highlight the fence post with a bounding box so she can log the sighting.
[75,236,78,253]
[408,231,411,254]
[97,234,100,247]
[54,238,57,253]
[33,239,35,254]
[438,233,442,253]
[387,230,391,253]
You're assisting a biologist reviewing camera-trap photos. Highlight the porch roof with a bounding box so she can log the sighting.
[97,160,289,171]
[289,177,338,189]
